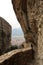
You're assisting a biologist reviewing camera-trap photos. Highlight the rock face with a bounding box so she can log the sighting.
[0,48,33,65]
[12,0,43,65]
[0,0,43,65]
[0,17,12,55]
[12,0,38,46]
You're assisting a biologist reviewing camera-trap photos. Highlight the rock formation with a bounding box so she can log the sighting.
[0,0,43,65]
[12,0,38,47]
[12,0,43,65]
[0,48,32,65]
[0,17,12,55]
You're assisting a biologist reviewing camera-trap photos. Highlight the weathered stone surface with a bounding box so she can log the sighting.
[12,0,43,65]
[0,17,12,55]
[0,48,33,65]
[12,0,38,46]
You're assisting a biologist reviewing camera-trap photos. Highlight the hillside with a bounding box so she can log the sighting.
[12,28,24,37]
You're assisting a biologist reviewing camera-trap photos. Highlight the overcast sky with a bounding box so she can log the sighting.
[0,0,20,29]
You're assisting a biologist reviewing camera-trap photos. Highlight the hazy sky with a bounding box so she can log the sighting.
[0,0,20,29]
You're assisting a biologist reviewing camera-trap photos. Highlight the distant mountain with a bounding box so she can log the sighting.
[12,28,24,37]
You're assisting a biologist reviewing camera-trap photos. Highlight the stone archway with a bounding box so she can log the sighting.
[12,0,38,48]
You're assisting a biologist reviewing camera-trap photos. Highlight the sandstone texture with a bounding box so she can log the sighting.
[12,0,38,46]
[12,0,43,65]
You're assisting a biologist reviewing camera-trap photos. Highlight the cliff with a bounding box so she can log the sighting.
[0,47,33,65]
[0,17,12,55]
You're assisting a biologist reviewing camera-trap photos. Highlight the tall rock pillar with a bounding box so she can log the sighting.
[12,0,43,64]
[27,0,43,65]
